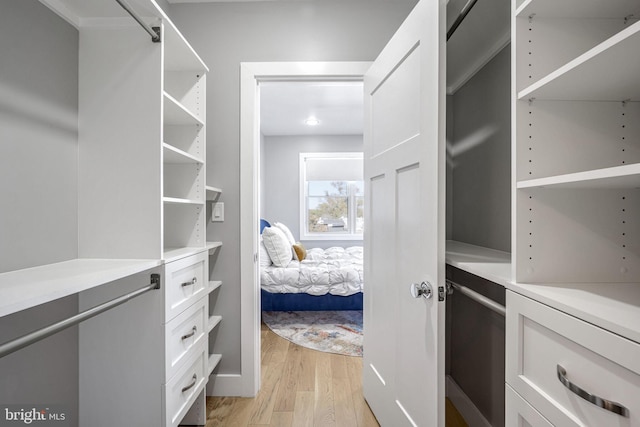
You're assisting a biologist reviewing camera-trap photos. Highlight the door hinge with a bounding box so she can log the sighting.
[438,285,445,302]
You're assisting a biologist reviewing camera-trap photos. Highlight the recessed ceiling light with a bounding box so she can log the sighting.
[304,118,320,126]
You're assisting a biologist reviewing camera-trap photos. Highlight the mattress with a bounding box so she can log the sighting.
[260,246,363,296]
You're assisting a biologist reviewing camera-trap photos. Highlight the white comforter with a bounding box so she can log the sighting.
[260,246,363,296]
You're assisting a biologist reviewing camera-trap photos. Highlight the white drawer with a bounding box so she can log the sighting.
[164,295,207,381]
[506,385,553,427]
[164,341,207,427]
[164,251,207,321]
[506,290,640,426]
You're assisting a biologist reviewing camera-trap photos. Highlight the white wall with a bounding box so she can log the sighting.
[170,0,418,377]
[0,0,79,273]
[0,1,79,423]
[263,135,364,249]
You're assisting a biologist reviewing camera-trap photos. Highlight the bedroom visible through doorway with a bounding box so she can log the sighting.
[258,80,365,355]
[240,62,371,396]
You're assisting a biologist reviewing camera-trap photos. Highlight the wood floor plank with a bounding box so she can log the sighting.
[274,343,303,411]
[248,361,283,424]
[331,355,358,427]
[292,391,315,427]
[314,351,336,426]
[298,346,317,392]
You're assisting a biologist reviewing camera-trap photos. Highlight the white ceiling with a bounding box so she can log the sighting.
[259,81,364,136]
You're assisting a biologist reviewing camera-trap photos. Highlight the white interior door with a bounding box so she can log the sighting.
[362,0,446,425]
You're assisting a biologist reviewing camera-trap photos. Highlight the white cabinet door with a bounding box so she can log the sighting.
[362,0,446,425]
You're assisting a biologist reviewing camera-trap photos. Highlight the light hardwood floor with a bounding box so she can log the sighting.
[204,323,379,426]
[204,323,468,427]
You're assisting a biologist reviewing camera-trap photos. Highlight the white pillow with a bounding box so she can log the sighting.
[274,222,296,246]
[262,227,293,267]
[259,239,272,268]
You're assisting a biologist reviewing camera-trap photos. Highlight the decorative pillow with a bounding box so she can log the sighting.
[292,242,307,261]
[259,239,272,267]
[262,226,293,267]
[274,222,296,246]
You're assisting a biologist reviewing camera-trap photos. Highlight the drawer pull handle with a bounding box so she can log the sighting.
[181,326,197,341]
[181,374,197,393]
[557,365,629,417]
[181,277,197,287]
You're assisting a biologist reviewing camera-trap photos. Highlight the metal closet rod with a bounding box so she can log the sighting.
[447,279,506,317]
[447,0,480,41]
[114,0,161,43]
[0,274,161,359]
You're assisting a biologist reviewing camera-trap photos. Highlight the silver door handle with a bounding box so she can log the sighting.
[410,282,432,299]
[557,365,629,417]
[181,277,197,287]
[181,374,198,393]
[181,326,197,341]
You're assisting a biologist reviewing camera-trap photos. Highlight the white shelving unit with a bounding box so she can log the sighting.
[26,1,212,426]
[514,0,640,284]
[509,1,640,424]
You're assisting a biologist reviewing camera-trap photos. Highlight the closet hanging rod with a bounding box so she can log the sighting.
[114,0,161,43]
[446,279,505,317]
[0,274,161,359]
[447,0,480,41]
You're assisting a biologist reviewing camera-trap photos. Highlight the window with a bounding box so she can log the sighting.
[300,152,364,240]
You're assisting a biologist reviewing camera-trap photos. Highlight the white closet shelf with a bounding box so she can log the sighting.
[163,247,208,263]
[516,0,640,19]
[162,16,208,73]
[509,281,640,345]
[206,186,222,200]
[163,196,204,205]
[206,242,223,254]
[163,143,204,165]
[209,280,222,293]
[518,20,640,101]
[0,258,162,318]
[164,92,204,126]
[208,354,221,376]
[446,240,513,288]
[207,315,222,333]
[517,163,640,189]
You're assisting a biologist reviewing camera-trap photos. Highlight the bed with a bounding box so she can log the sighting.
[259,221,363,311]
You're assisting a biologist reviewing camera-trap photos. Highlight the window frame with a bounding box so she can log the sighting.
[299,152,364,241]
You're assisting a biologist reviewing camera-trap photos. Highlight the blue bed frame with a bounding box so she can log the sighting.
[261,289,363,311]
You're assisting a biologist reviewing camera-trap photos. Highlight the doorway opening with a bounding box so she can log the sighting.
[239,62,371,396]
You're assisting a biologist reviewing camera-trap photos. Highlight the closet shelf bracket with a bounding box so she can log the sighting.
[115,0,161,43]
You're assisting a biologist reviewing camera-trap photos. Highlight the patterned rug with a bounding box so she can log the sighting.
[262,310,363,357]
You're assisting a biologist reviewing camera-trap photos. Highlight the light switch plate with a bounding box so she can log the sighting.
[212,202,224,222]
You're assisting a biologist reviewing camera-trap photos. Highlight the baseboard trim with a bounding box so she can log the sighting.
[206,374,244,397]
[446,375,492,427]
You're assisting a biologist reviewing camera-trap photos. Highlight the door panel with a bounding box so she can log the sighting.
[371,46,422,156]
[363,0,445,425]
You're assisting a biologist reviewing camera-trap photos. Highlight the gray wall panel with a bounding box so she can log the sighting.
[170,0,417,375]
[449,46,511,252]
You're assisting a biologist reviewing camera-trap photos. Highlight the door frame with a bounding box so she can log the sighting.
[239,61,372,396]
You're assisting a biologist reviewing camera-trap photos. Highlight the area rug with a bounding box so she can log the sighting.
[262,310,363,357]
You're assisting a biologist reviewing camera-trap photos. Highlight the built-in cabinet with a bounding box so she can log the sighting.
[447,0,640,424]
[508,0,640,424]
[0,0,219,425]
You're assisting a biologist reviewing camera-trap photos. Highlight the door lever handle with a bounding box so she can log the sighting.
[410,282,433,299]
